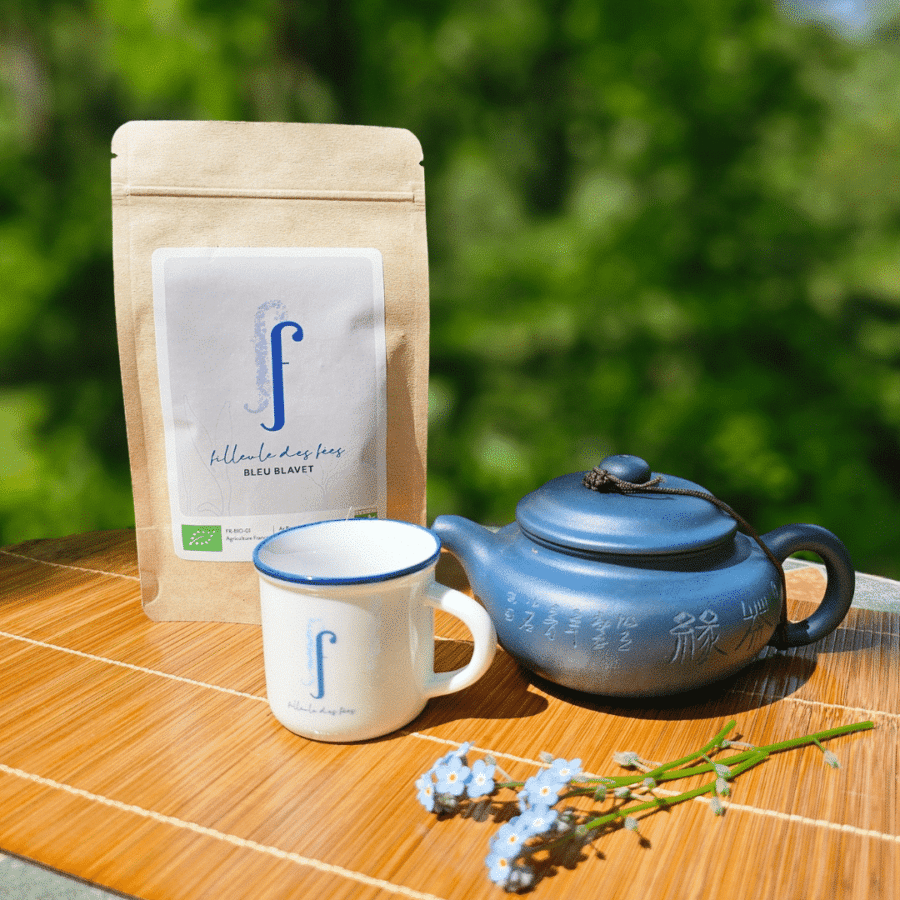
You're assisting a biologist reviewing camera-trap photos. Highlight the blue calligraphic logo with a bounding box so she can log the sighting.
[310,629,337,699]
[262,321,303,432]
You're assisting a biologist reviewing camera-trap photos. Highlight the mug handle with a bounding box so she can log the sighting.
[423,582,497,698]
[763,523,855,649]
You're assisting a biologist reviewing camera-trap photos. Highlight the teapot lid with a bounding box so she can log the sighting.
[515,454,737,556]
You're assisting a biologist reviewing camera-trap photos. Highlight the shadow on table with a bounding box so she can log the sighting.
[520,647,819,723]
[420,630,841,728]
[415,642,551,729]
[380,615,881,734]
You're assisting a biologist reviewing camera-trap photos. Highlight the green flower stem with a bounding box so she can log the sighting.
[560,720,737,797]
[577,752,770,834]
[725,719,872,756]
[656,719,864,777]
[558,720,873,801]
[641,719,738,780]
[560,721,738,797]
[486,721,873,811]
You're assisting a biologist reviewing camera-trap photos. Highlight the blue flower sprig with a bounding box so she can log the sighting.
[415,719,873,893]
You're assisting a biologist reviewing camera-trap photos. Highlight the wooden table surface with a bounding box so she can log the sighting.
[0,530,897,899]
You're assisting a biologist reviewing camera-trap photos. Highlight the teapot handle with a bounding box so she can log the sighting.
[763,524,855,649]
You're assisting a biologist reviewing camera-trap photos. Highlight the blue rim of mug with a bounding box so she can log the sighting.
[252,519,443,585]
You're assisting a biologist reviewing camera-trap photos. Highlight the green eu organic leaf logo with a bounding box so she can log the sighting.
[182,525,223,552]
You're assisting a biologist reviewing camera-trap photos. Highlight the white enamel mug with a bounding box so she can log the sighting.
[252,519,497,742]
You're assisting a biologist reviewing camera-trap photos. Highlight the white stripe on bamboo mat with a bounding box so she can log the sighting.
[0,548,140,582]
[712,798,900,843]
[0,630,265,702]
[0,762,450,900]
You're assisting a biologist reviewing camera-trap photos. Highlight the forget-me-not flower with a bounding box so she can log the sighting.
[485,851,535,891]
[467,758,497,798]
[547,756,583,784]
[415,772,436,812]
[519,768,566,810]
[517,803,558,838]
[434,754,471,797]
[491,815,528,856]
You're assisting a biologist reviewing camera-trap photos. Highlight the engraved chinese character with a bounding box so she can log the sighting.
[670,611,696,663]
[591,615,611,650]
[670,609,724,663]
[618,615,637,652]
[736,591,775,649]
[544,605,559,641]
[694,609,721,663]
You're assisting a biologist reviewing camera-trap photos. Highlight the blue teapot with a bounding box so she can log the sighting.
[432,454,855,697]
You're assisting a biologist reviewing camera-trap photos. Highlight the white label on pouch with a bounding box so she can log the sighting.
[151,248,387,561]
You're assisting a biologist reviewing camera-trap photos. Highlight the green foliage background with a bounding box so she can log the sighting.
[2,0,899,577]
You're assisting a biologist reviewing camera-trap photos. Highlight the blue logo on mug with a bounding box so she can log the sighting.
[310,629,337,699]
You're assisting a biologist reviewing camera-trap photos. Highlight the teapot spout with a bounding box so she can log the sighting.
[432,515,499,600]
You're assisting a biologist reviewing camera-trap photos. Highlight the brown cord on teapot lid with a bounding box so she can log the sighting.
[583,465,789,645]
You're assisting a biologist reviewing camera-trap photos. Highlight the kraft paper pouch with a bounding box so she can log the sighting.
[111,121,429,623]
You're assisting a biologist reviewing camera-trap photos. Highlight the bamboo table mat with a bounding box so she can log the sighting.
[0,529,897,900]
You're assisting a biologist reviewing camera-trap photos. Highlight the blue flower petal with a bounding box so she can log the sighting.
[485,850,514,886]
[492,815,527,855]
[415,773,436,812]
[520,769,565,809]
[434,754,471,796]
[548,757,583,783]
[468,758,497,798]
[518,803,558,837]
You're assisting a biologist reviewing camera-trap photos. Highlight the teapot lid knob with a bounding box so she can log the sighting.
[594,454,652,485]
